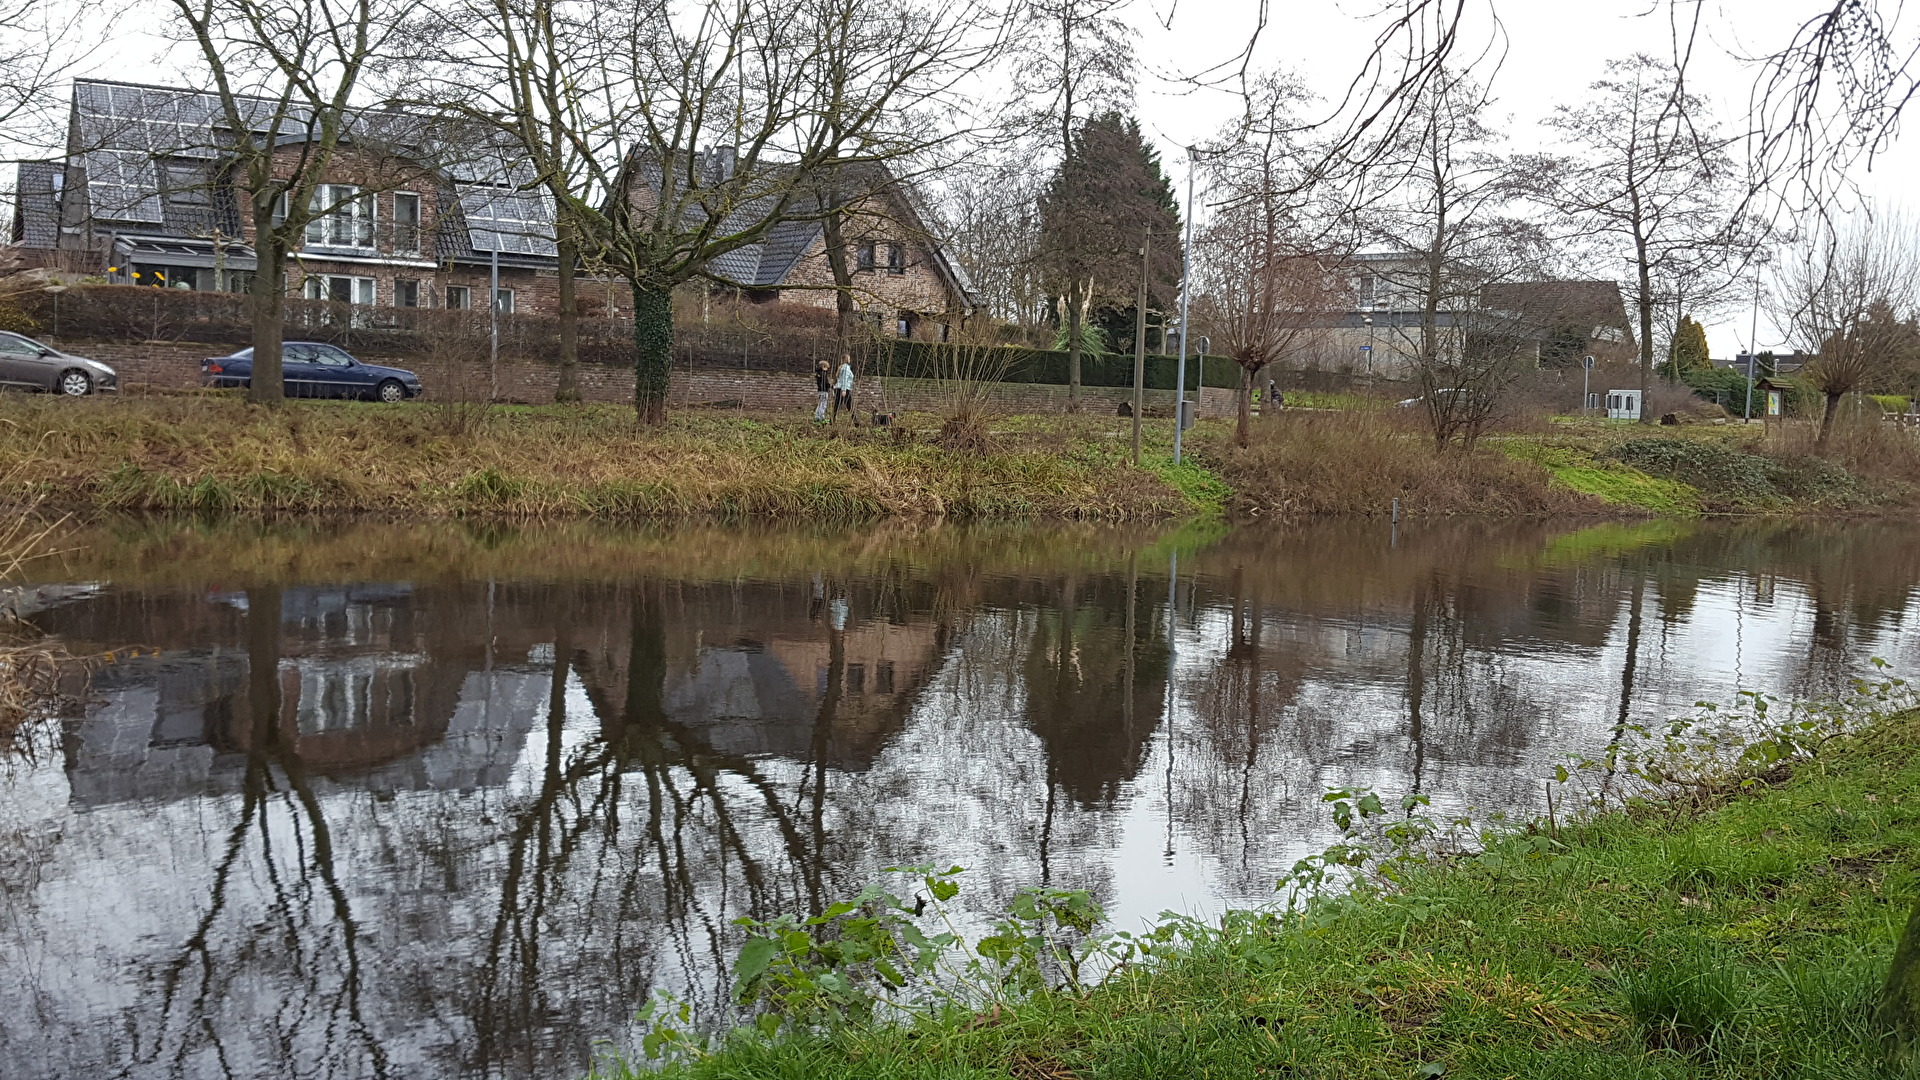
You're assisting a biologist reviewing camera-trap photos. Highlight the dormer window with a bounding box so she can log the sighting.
[304,184,375,249]
[162,160,209,206]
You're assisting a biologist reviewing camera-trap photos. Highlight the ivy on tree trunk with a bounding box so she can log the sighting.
[631,281,672,424]
[1881,898,1920,1059]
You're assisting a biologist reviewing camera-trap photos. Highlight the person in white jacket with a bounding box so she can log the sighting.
[832,359,854,420]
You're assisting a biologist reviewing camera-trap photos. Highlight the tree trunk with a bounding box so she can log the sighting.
[1818,390,1843,448]
[1636,246,1655,425]
[631,280,672,424]
[1066,278,1083,412]
[1235,363,1255,448]
[1880,899,1920,1059]
[248,232,285,405]
[555,232,580,403]
[822,207,858,370]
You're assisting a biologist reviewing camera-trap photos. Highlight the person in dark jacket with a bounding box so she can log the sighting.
[813,360,832,422]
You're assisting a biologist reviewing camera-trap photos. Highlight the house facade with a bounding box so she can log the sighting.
[10,80,974,335]
[1297,251,1636,380]
[8,80,559,316]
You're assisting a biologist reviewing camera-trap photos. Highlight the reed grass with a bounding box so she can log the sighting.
[0,397,1196,522]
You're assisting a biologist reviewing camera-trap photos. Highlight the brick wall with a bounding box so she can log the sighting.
[47,338,1239,418]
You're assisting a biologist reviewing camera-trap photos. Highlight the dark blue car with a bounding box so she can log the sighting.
[201,342,424,402]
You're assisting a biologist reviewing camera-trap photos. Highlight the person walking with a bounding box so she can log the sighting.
[813,359,832,422]
[832,358,854,421]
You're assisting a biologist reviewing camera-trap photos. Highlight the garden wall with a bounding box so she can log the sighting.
[42,338,1239,419]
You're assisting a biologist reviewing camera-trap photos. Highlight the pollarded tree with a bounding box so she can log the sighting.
[1772,216,1920,445]
[1036,112,1182,407]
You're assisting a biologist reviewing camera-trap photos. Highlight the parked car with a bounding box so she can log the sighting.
[0,331,119,395]
[201,342,424,401]
[1397,388,1469,409]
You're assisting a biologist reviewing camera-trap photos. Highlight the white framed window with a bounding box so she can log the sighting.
[392,192,422,253]
[304,184,375,249]
[446,285,471,310]
[494,288,514,314]
[303,275,376,305]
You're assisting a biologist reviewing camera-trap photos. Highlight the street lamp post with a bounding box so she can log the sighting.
[1363,310,1375,391]
[1173,146,1197,465]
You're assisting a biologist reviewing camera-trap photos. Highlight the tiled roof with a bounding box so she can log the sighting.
[11,161,60,248]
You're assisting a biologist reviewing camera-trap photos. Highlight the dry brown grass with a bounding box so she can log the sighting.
[1197,407,1609,518]
[0,395,1193,521]
[1762,410,1920,495]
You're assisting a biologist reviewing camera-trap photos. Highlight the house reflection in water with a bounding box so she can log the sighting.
[54,584,551,804]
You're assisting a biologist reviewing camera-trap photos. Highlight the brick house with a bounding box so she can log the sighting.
[626,154,978,339]
[8,79,564,317]
[10,81,976,334]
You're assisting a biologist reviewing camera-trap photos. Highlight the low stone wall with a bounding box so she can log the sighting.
[48,338,1240,418]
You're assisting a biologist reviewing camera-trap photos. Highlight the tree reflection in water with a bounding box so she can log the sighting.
[3,519,1920,1080]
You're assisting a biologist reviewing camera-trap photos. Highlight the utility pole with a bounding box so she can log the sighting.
[1173,147,1197,465]
[1132,229,1149,465]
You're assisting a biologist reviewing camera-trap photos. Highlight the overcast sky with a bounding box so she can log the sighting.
[22,0,1918,356]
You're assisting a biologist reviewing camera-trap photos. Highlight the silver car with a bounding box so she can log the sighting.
[0,331,119,395]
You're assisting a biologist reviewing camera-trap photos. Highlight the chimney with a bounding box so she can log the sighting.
[710,144,737,182]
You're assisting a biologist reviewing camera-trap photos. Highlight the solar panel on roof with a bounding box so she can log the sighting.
[459,186,558,256]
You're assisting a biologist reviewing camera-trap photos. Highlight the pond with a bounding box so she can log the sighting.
[1,516,1917,1079]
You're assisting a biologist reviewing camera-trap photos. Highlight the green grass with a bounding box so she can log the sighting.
[1502,440,1702,515]
[600,709,1920,1080]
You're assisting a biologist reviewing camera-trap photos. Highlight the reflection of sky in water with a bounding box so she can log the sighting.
[3,520,1919,1080]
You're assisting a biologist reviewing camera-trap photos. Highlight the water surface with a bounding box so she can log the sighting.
[2,516,1917,1079]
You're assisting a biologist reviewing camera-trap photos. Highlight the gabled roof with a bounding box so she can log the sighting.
[630,150,977,307]
[9,161,61,247]
[1479,280,1631,332]
[57,78,557,262]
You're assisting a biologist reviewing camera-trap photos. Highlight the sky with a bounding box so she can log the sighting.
[13,0,1917,357]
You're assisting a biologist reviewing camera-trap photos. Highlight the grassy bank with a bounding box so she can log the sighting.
[0,396,1205,521]
[4,394,1911,521]
[1200,407,1916,518]
[599,694,1920,1080]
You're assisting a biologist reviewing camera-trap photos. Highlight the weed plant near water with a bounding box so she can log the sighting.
[597,675,1920,1080]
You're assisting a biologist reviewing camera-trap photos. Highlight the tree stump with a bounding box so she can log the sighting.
[1880,899,1920,1059]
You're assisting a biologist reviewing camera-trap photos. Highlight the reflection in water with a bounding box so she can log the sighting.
[3,517,1919,1079]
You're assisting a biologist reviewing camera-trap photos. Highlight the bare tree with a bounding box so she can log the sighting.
[1541,54,1749,424]
[456,0,996,424]
[166,0,411,404]
[1772,216,1920,446]
[929,150,1048,330]
[1357,69,1543,448]
[1194,74,1347,447]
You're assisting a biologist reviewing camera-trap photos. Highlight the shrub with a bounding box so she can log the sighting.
[1610,438,1781,504]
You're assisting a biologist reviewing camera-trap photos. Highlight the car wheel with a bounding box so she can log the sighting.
[58,370,91,396]
[376,379,406,403]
